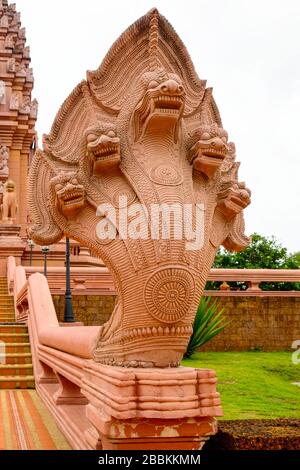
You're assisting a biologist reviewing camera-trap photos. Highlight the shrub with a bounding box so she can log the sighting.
[184,297,229,358]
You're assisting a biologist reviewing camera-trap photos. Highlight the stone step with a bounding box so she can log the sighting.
[0,324,27,334]
[0,376,35,389]
[0,352,32,364]
[0,343,31,353]
[0,318,16,323]
[0,363,33,376]
[0,333,29,343]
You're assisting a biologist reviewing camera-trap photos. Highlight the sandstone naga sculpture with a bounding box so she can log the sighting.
[28,9,251,368]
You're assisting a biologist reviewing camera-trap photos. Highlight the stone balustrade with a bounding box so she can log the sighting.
[17,262,300,297]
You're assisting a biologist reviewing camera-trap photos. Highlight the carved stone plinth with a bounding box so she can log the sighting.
[81,364,222,450]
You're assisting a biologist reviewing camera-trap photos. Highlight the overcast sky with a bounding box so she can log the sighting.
[16,0,300,253]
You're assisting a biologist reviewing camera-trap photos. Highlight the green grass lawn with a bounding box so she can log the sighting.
[182,352,300,420]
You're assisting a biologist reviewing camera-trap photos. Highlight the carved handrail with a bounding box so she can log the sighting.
[7,255,16,295]
[208,268,300,283]
[25,265,300,296]
[207,268,300,296]
[23,272,221,449]
[15,280,29,323]
[24,265,116,294]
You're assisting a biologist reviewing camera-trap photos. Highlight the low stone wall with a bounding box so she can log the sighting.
[52,295,116,326]
[52,295,300,351]
[201,296,300,351]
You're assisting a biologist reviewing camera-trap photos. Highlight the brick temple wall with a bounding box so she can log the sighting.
[52,295,116,326]
[52,295,300,351]
[201,296,300,351]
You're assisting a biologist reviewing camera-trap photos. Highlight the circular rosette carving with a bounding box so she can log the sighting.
[144,267,195,323]
[150,164,183,186]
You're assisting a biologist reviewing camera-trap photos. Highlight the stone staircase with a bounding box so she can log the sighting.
[0,276,34,389]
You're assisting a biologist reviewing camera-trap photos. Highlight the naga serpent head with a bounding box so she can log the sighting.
[217,179,251,220]
[133,71,185,142]
[188,124,229,178]
[85,123,120,175]
[52,172,86,219]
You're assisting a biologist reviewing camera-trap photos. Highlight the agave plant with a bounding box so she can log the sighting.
[184,297,229,359]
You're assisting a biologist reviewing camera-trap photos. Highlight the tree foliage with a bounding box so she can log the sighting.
[206,233,300,291]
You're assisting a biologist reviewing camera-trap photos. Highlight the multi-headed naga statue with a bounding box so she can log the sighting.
[28,9,251,368]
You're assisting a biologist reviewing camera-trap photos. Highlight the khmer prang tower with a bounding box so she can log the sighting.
[0,1,37,232]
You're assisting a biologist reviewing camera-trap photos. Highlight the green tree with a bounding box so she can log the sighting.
[290,251,300,267]
[206,233,300,291]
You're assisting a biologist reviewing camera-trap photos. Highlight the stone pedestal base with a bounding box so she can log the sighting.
[87,408,217,450]
[81,364,222,450]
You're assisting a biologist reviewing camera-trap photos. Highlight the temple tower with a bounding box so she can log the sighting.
[0,0,37,236]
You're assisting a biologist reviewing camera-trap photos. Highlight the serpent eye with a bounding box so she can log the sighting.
[71,178,78,185]
[148,80,159,90]
[87,133,98,143]
[55,184,63,191]
[107,130,116,138]
[221,136,228,143]
[201,132,211,140]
